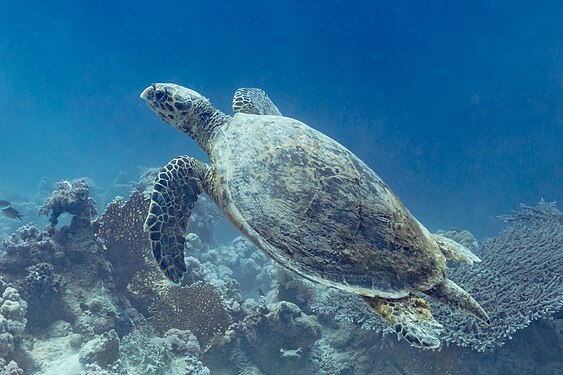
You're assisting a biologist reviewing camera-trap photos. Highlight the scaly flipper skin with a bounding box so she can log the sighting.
[424,278,490,324]
[431,233,481,265]
[364,295,443,349]
[232,88,282,116]
[144,156,211,283]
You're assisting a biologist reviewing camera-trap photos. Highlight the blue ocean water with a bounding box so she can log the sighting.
[0,1,561,238]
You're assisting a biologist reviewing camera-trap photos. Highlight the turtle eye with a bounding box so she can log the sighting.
[154,89,168,103]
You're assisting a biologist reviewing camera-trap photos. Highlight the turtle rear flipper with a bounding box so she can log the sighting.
[424,278,490,324]
[145,156,211,283]
[431,233,481,265]
[364,295,443,349]
[232,88,282,116]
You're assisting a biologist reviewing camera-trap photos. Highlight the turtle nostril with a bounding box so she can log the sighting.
[154,89,168,103]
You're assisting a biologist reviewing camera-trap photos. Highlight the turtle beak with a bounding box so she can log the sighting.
[140,85,155,101]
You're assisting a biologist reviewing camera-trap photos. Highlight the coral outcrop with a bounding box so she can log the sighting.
[79,329,120,367]
[39,179,97,228]
[0,287,27,359]
[241,301,322,374]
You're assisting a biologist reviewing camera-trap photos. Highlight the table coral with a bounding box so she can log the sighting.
[439,201,563,351]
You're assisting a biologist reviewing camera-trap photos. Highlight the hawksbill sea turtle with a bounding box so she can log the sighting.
[140,83,489,349]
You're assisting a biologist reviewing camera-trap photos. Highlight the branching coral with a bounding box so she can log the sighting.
[150,283,232,346]
[39,179,97,227]
[311,288,390,336]
[438,201,563,351]
[312,201,563,352]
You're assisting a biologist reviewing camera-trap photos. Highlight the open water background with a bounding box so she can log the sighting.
[0,1,561,238]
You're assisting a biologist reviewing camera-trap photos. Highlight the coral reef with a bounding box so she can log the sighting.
[95,191,153,293]
[240,301,322,374]
[39,179,97,227]
[21,263,66,299]
[0,195,44,243]
[1,176,561,374]
[79,329,120,367]
[150,283,233,346]
[0,286,27,359]
[187,195,221,245]
[21,262,67,331]
[197,236,274,299]
[438,200,563,351]
[273,268,316,314]
[0,358,24,375]
[117,328,210,375]
[2,224,58,273]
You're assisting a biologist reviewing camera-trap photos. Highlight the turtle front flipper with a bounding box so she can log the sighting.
[364,295,443,349]
[232,88,282,116]
[145,155,211,283]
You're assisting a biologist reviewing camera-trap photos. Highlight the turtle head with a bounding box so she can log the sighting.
[140,83,228,153]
